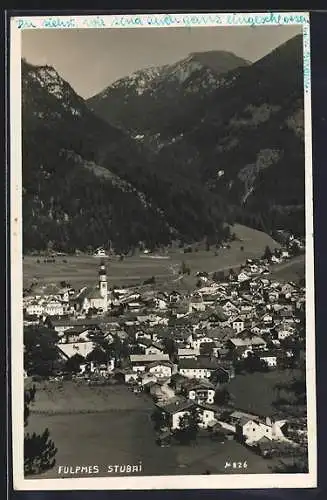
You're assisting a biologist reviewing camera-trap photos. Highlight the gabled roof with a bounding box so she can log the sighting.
[76,287,103,301]
[130,354,170,364]
[182,378,215,391]
[147,360,173,369]
[179,357,220,370]
[156,397,195,415]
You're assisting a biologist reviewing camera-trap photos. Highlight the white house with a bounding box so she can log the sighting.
[177,348,200,360]
[178,359,218,379]
[183,379,216,404]
[258,351,278,368]
[156,398,216,430]
[188,296,206,313]
[238,272,251,283]
[124,370,140,384]
[147,361,173,379]
[26,302,44,317]
[154,298,168,310]
[130,354,170,372]
[231,317,245,334]
[277,327,295,340]
[58,340,94,359]
[44,300,64,316]
[191,335,214,351]
[221,301,239,316]
[231,411,288,445]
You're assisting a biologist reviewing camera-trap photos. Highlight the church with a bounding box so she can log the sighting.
[73,261,108,314]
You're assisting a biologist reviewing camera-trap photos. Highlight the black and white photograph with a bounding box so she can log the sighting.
[10,12,316,490]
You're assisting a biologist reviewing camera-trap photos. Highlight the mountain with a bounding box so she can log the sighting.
[22,60,230,254]
[87,51,250,148]
[22,34,305,254]
[88,36,305,237]
[156,34,306,236]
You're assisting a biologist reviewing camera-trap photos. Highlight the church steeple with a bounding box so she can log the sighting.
[98,259,108,310]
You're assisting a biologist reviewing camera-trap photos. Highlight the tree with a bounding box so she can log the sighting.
[214,387,231,405]
[151,409,169,431]
[200,342,214,357]
[24,326,60,378]
[272,454,308,473]
[86,346,108,364]
[241,353,269,373]
[24,386,57,475]
[263,245,272,260]
[180,260,190,275]
[162,337,177,359]
[65,353,85,373]
[174,408,201,445]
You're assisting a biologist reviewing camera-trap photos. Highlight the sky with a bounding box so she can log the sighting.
[21,25,302,99]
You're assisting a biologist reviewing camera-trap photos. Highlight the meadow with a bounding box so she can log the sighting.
[23,224,281,290]
[25,380,276,479]
[228,369,302,417]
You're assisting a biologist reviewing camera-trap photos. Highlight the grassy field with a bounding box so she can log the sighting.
[25,380,276,479]
[27,411,276,479]
[23,224,280,289]
[269,254,305,283]
[26,380,154,413]
[228,369,302,417]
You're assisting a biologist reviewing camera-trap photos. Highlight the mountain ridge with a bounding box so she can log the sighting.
[21,34,305,254]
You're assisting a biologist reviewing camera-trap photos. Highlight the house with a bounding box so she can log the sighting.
[153,297,168,310]
[93,247,107,257]
[188,295,206,313]
[228,335,267,350]
[58,340,94,359]
[177,348,200,360]
[277,326,295,340]
[156,397,196,430]
[130,354,170,372]
[231,317,245,334]
[124,370,140,384]
[261,313,274,324]
[147,361,173,379]
[138,339,164,355]
[268,291,279,302]
[221,301,239,317]
[169,373,189,392]
[182,379,216,404]
[135,329,152,341]
[178,357,219,380]
[191,335,214,351]
[44,300,64,316]
[211,364,235,383]
[237,272,251,283]
[168,291,183,303]
[230,410,288,445]
[258,351,278,368]
[127,302,143,313]
[26,301,44,317]
[156,398,216,430]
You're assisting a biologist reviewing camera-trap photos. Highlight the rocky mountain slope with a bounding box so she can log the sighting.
[157,34,305,236]
[22,34,305,254]
[22,60,229,254]
[87,51,250,149]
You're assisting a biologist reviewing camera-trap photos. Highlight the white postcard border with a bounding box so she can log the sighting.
[10,11,317,490]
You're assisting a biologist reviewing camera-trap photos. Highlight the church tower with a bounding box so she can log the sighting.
[98,260,108,311]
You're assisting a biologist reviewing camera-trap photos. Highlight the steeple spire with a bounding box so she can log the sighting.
[98,259,108,310]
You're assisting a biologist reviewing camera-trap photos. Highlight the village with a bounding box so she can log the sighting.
[23,234,307,472]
